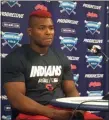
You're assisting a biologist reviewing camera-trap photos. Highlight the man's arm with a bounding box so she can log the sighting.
[3,52,73,120]
[62,80,86,115]
[62,80,79,97]
[4,82,56,117]
[61,54,85,115]
[4,82,73,120]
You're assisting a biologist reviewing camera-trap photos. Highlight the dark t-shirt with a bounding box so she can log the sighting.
[3,44,73,108]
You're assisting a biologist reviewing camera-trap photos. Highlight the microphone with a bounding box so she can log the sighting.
[102,92,109,100]
[87,45,101,55]
[87,45,109,61]
[69,99,108,120]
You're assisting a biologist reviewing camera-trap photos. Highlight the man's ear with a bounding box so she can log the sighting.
[27,28,32,36]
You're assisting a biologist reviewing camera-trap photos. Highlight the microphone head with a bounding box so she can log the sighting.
[87,45,101,55]
[93,45,101,54]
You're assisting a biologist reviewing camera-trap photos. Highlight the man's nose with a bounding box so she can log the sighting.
[45,28,52,34]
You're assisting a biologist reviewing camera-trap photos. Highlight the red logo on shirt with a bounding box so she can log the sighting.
[46,84,54,91]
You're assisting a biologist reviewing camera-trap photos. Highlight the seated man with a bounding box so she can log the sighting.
[3,7,103,120]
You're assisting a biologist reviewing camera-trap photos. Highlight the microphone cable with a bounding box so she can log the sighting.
[69,99,108,120]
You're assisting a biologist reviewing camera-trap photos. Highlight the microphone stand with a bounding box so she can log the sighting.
[100,50,109,62]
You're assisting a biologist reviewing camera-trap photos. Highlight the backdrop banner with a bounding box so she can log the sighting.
[1,1,109,120]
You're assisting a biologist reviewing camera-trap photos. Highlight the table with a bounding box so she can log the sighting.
[50,96,109,111]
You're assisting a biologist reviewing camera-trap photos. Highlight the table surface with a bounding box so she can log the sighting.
[50,96,109,111]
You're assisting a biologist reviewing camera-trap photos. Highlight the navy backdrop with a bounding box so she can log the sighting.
[1,1,109,120]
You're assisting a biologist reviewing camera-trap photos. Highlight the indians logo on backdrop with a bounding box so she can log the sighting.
[89,81,102,87]
[1,0,21,7]
[59,1,77,15]
[71,64,77,70]
[59,36,78,51]
[87,12,98,18]
[1,31,23,48]
[85,55,103,69]
[84,20,101,35]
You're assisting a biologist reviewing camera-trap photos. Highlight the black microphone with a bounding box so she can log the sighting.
[102,92,109,100]
[87,45,109,61]
[87,45,101,55]
[69,99,108,120]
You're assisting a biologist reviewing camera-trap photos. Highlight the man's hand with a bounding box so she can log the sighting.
[73,110,85,115]
[51,109,73,120]
[72,110,84,120]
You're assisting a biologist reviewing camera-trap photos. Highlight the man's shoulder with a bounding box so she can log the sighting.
[50,47,65,57]
[5,44,29,60]
[50,47,70,64]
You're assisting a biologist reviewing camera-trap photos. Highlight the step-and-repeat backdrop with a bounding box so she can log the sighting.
[1,1,109,120]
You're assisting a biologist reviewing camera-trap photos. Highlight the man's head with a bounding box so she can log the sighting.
[27,10,54,47]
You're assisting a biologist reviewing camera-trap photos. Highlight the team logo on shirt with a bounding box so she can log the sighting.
[1,32,23,48]
[46,84,54,91]
[84,20,101,35]
[59,1,77,15]
[30,65,62,77]
[85,55,103,69]
[2,0,21,7]
[59,36,78,51]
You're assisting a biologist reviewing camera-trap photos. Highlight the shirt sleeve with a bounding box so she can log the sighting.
[62,54,73,81]
[2,53,25,83]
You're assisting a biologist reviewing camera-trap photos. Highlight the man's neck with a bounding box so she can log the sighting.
[30,44,49,54]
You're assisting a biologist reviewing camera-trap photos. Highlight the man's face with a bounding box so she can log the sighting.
[28,17,54,47]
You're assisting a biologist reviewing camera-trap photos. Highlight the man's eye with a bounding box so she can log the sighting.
[50,27,54,30]
[49,26,54,29]
[38,27,45,30]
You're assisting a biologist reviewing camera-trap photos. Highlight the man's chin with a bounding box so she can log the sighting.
[40,43,52,48]
[43,41,52,47]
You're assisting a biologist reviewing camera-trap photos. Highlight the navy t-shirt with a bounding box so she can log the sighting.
[3,44,73,105]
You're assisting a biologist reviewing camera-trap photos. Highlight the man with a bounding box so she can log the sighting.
[3,8,103,120]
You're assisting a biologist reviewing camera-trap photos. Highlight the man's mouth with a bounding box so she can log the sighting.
[44,38,52,41]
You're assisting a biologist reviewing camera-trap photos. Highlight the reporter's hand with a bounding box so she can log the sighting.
[51,109,73,120]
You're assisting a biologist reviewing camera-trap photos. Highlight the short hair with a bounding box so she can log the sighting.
[29,10,52,18]
[28,10,52,27]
